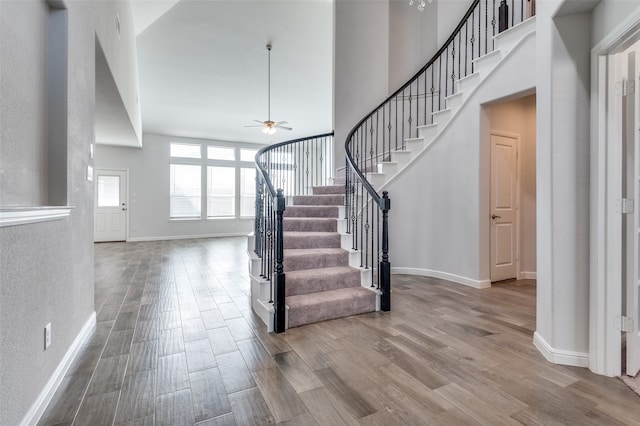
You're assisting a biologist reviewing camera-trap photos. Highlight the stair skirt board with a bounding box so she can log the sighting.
[377,30,537,194]
[391,267,491,289]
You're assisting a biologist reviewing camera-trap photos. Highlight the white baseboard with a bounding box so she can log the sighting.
[127,232,249,242]
[21,312,96,426]
[520,271,537,279]
[392,267,491,289]
[533,331,589,368]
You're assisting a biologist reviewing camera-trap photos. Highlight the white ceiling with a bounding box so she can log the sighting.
[131,0,334,146]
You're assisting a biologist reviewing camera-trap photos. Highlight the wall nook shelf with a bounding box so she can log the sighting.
[0,206,73,228]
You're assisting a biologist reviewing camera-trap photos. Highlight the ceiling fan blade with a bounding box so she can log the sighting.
[244,125,265,128]
[254,120,266,124]
[274,121,288,125]
[278,126,293,131]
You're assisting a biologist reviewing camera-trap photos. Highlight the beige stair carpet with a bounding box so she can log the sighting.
[282,185,376,328]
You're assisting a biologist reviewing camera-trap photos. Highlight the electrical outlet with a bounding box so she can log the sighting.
[45,323,51,350]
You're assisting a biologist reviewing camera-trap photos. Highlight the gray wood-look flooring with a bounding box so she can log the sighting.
[38,237,640,425]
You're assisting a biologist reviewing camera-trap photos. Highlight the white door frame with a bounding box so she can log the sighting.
[94,168,129,242]
[489,130,521,282]
[590,8,640,377]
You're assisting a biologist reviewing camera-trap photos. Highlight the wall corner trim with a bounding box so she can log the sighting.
[533,331,589,368]
[0,207,73,228]
[20,312,96,426]
[391,267,491,289]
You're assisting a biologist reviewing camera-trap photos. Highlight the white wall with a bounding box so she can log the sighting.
[95,134,260,241]
[592,0,640,45]
[388,0,439,90]
[487,95,537,277]
[334,0,472,170]
[0,1,49,205]
[386,31,536,287]
[437,0,475,46]
[0,1,97,424]
[94,0,142,146]
[534,0,592,364]
[334,0,391,169]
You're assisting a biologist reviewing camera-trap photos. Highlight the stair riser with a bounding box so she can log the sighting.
[251,275,271,303]
[331,177,346,186]
[284,234,340,249]
[287,291,376,328]
[286,270,361,297]
[366,173,386,189]
[283,219,336,232]
[377,162,398,175]
[292,195,344,206]
[418,125,438,140]
[391,150,412,166]
[283,252,349,272]
[455,73,480,94]
[432,109,452,126]
[284,206,339,218]
[406,139,424,153]
[249,256,261,276]
[312,185,345,195]
[445,93,464,112]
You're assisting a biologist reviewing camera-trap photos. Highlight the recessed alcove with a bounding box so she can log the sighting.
[0,0,70,225]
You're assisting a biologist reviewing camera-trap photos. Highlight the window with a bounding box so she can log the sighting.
[97,175,120,207]
[208,146,235,161]
[240,148,259,162]
[240,168,256,217]
[170,164,201,218]
[171,143,201,159]
[207,166,235,217]
[169,142,260,220]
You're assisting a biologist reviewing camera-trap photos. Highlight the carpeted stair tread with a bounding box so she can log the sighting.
[283,218,336,232]
[292,194,344,206]
[284,232,341,249]
[286,266,361,296]
[286,287,376,328]
[332,177,346,186]
[312,185,346,195]
[283,248,349,272]
[284,205,339,218]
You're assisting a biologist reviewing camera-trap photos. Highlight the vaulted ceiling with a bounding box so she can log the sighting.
[131,0,333,145]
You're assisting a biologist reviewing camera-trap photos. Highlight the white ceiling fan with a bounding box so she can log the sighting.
[245,43,292,135]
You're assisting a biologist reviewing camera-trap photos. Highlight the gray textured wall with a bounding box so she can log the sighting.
[0,1,96,424]
[0,1,49,206]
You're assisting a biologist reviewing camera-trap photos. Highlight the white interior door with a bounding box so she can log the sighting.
[625,42,640,377]
[490,133,518,282]
[95,170,127,242]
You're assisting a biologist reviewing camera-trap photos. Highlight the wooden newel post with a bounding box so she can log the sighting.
[379,191,391,312]
[274,189,286,333]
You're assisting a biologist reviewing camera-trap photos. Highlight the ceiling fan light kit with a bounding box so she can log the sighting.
[245,43,292,135]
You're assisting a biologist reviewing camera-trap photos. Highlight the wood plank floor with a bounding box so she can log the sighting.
[38,237,640,425]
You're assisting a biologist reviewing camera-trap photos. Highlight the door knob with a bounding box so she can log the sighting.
[491,214,501,219]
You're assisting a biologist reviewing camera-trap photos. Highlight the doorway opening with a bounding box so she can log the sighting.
[591,11,640,377]
[485,94,537,284]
